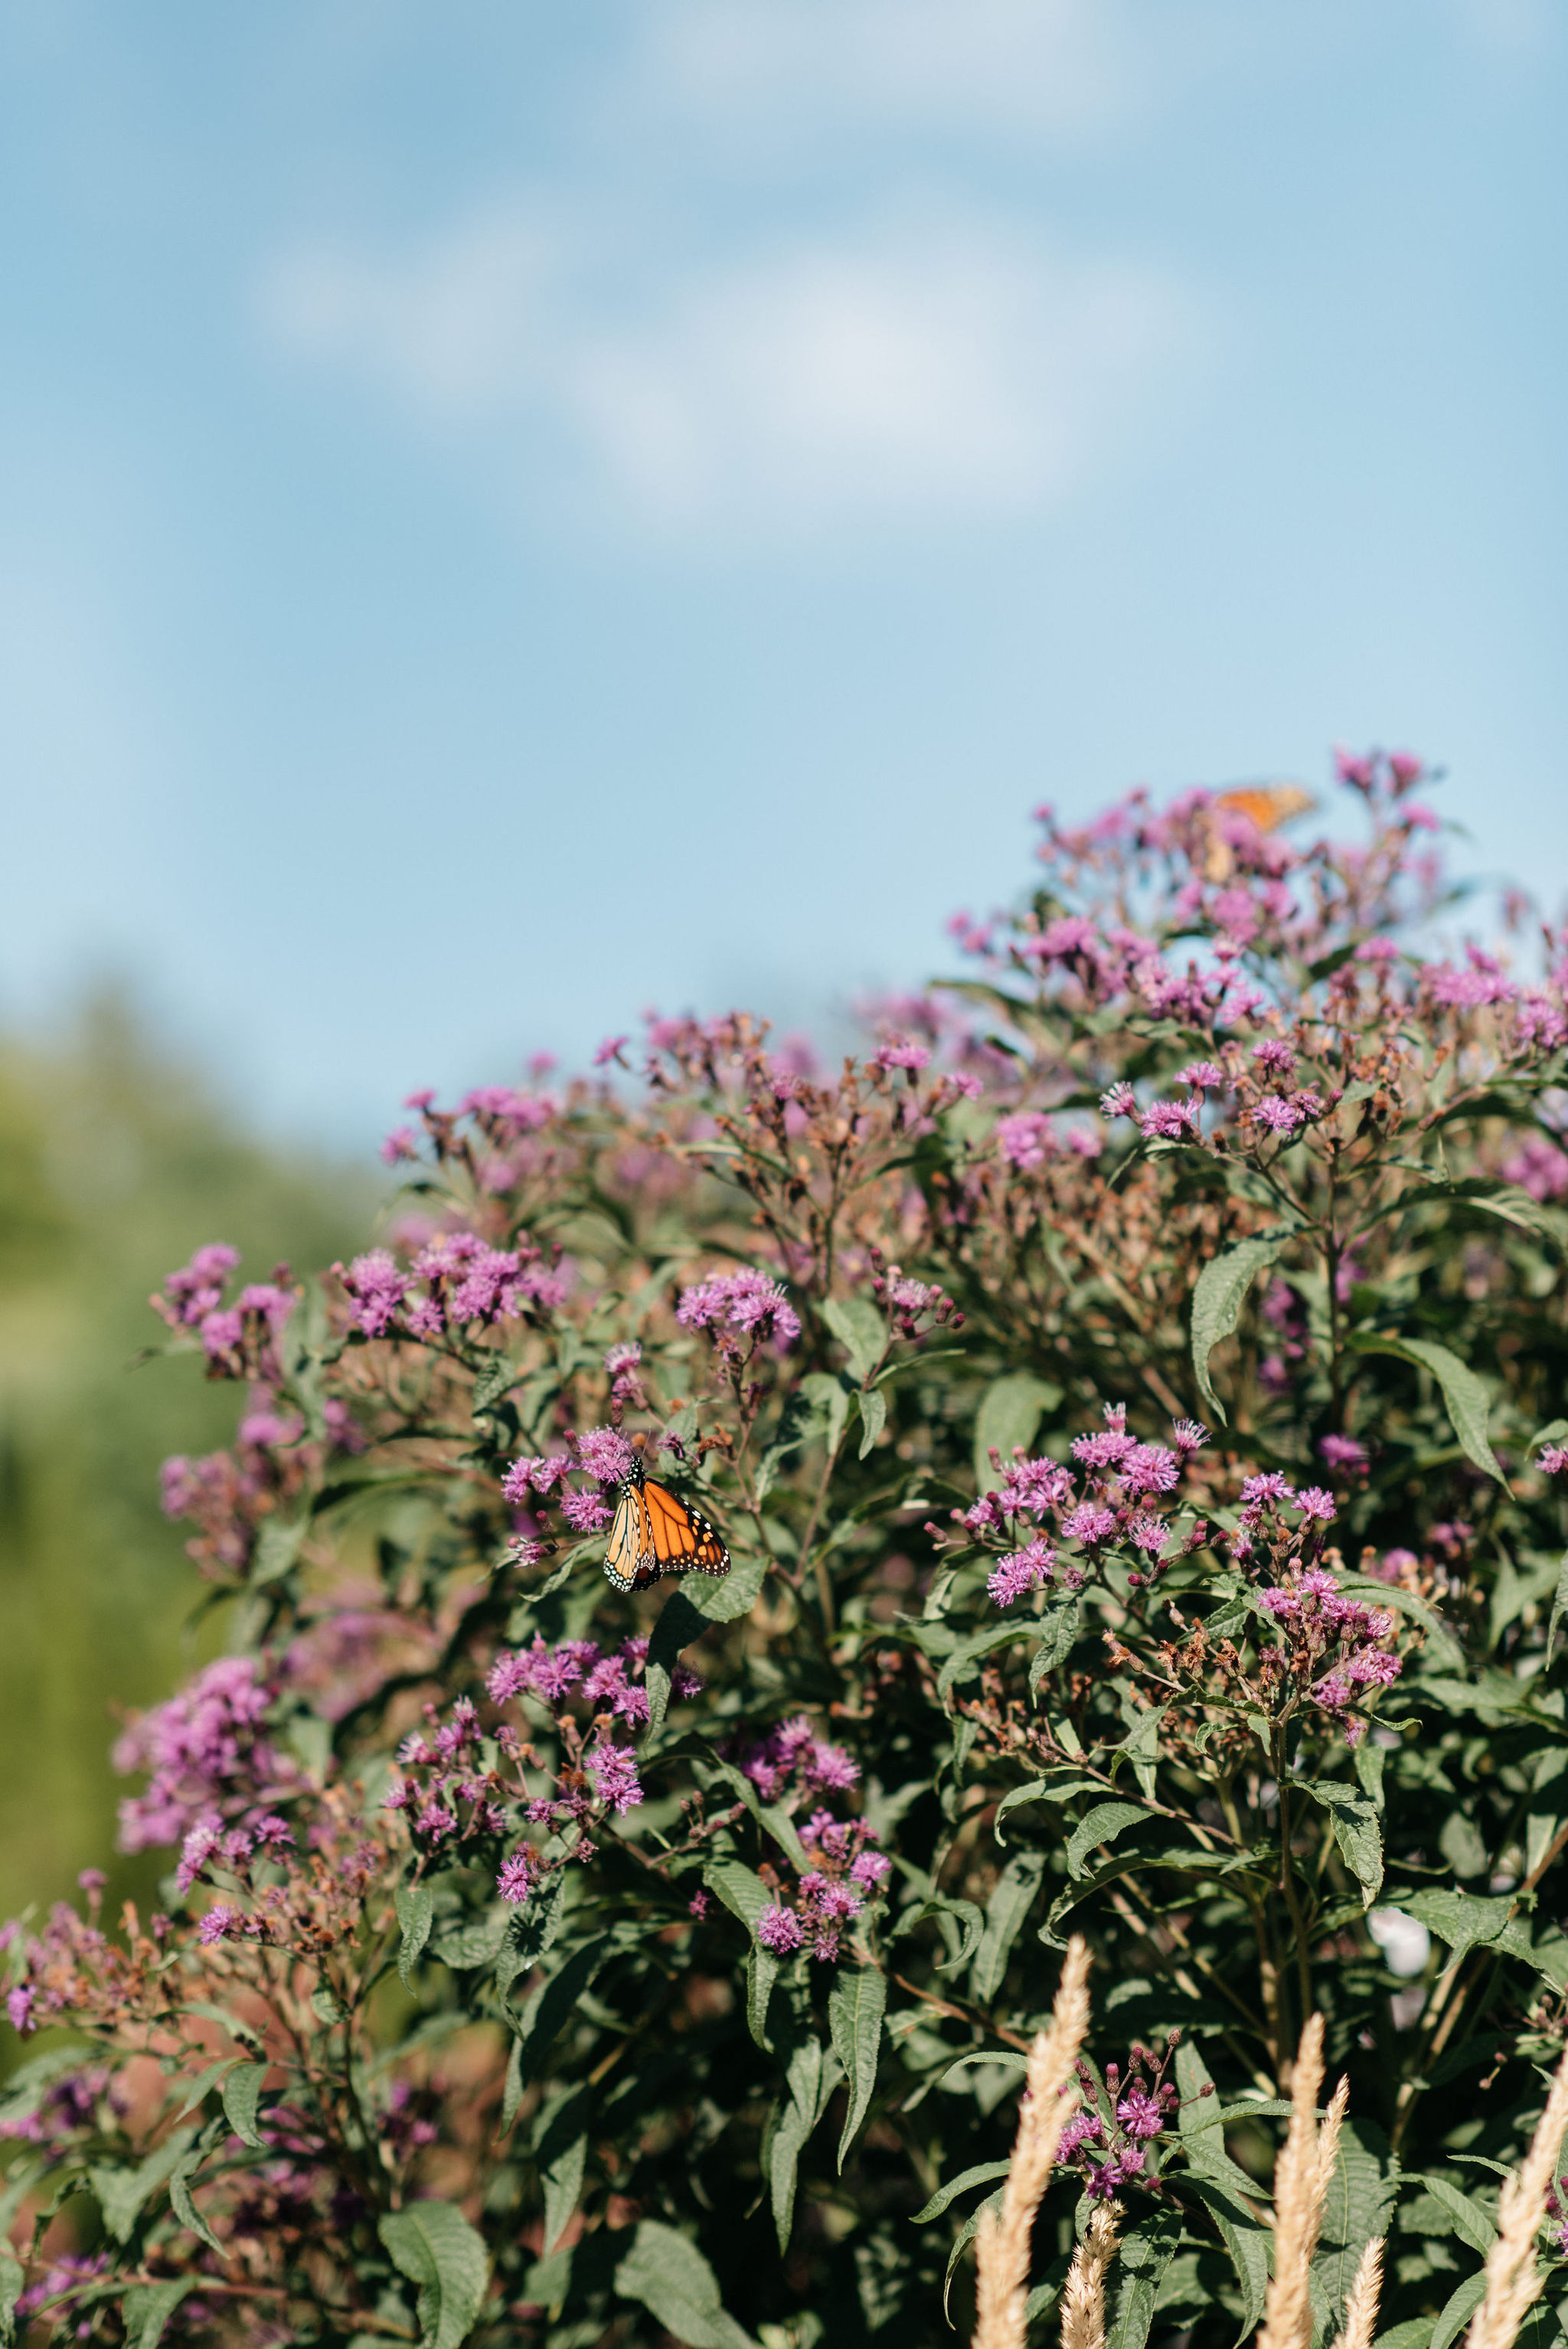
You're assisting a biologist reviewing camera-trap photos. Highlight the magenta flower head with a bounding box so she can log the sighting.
[757,1906,805,1955]
[585,1740,643,1817]
[497,1853,534,1905]
[6,1986,36,2037]
[677,1269,801,1349]
[576,1427,635,1485]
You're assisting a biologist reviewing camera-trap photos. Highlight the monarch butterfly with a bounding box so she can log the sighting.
[603,1459,730,1593]
[1214,783,1316,832]
[1205,783,1316,881]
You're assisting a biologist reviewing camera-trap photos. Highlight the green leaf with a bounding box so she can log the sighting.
[169,2159,225,2258]
[970,1851,1047,2004]
[695,1552,769,1625]
[90,2131,196,2246]
[0,2252,23,2349]
[397,1880,435,1988]
[828,1960,886,2171]
[1315,2120,1400,2324]
[1349,1332,1508,1485]
[499,2035,524,2137]
[1190,1233,1290,1423]
[1547,1548,1568,1668]
[251,1516,303,1587]
[1429,2272,1488,2349]
[220,2060,267,2151]
[994,1775,1102,1844]
[494,1869,567,2003]
[514,1936,612,2082]
[378,2201,492,2349]
[1067,1801,1149,1880]
[910,2158,1013,2223]
[973,1372,1060,1492]
[796,1371,849,1462]
[1106,2208,1184,2349]
[1421,2174,1496,2256]
[615,2220,758,2349]
[1028,1594,1081,1687]
[119,2282,192,2349]
[1301,1779,1384,1905]
[856,1386,888,1459]
[1398,1888,1516,1965]
[745,1945,779,2050]
[470,1354,518,1415]
[769,2030,828,2252]
[822,1298,887,1387]
[942,2187,1004,2321]
[534,2086,591,2256]
[937,1622,1027,1700]
[645,1589,709,1736]
[706,1858,773,1933]
[1181,2174,1270,2336]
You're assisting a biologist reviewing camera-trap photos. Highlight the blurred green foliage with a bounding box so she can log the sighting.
[0,995,368,1921]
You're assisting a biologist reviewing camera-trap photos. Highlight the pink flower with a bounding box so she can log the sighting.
[497,1854,534,1904]
[576,1427,635,1485]
[757,1906,805,1954]
[560,1491,612,1534]
[995,1111,1057,1171]
[1062,1505,1116,1547]
[988,1542,1054,1609]
[1294,1487,1336,1523]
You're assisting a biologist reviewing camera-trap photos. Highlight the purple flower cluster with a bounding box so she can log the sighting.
[867,1258,962,1341]
[755,1809,890,1964]
[1256,1567,1402,1740]
[737,1714,861,1802]
[335,1227,571,1344]
[153,1244,296,1380]
[114,1655,292,1854]
[994,1110,1101,1171]
[1055,2041,1181,2200]
[486,1631,699,1729]
[676,1268,802,1349]
[961,1403,1210,1608]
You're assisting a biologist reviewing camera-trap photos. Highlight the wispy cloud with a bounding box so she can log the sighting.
[635,0,1142,145]
[259,200,1203,538]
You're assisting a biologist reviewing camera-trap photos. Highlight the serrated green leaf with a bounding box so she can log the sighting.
[1301,1779,1384,1905]
[1421,2174,1496,2256]
[1106,2208,1184,2349]
[1315,2120,1400,2324]
[768,2030,828,2252]
[614,2219,758,2349]
[856,1386,887,1459]
[910,2158,1013,2223]
[169,2159,224,2258]
[397,1880,435,1988]
[994,1775,1102,1844]
[1350,1332,1508,1485]
[90,2130,196,2246]
[695,1551,769,1625]
[970,1851,1047,2004]
[973,1372,1060,1493]
[470,1354,518,1415]
[494,1869,567,2004]
[119,2282,191,2349]
[1429,2271,1488,2349]
[0,2252,23,2349]
[1067,1801,1149,1880]
[706,1858,772,1932]
[1028,1594,1081,1687]
[534,2086,591,2256]
[379,2200,492,2349]
[644,1589,709,1736]
[937,1622,1027,1700]
[1190,1233,1290,1423]
[251,1516,303,1587]
[220,2060,267,2150]
[514,1936,612,2083]
[745,1944,779,2050]
[828,1961,885,2171]
[1547,1549,1568,1668]
[822,1298,887,1387]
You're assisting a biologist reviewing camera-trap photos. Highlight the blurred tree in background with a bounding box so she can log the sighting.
[0,995,368,1920]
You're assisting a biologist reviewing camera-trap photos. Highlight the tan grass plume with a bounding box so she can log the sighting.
[1059,2203,1121,2349]
[1464,2040,1568,2349]
[1257,2013,1350,2349]
[971,1934,1093,2349]
[1329,2232,1384,2349]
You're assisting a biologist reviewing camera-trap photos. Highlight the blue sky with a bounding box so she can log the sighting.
[3,0,1564,1145]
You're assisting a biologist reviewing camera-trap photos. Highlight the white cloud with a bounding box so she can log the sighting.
[636,0,1141,145]
[258,201,1202,537]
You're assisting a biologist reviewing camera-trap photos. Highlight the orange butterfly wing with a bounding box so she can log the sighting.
[642,1477,730,1577]
[1214,784,1315,835]
[601,1471,730,1591]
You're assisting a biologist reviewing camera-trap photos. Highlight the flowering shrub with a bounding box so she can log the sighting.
[4,750,1568,2347]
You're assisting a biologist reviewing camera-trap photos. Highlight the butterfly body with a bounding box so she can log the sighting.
[603,1459,730,1593]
